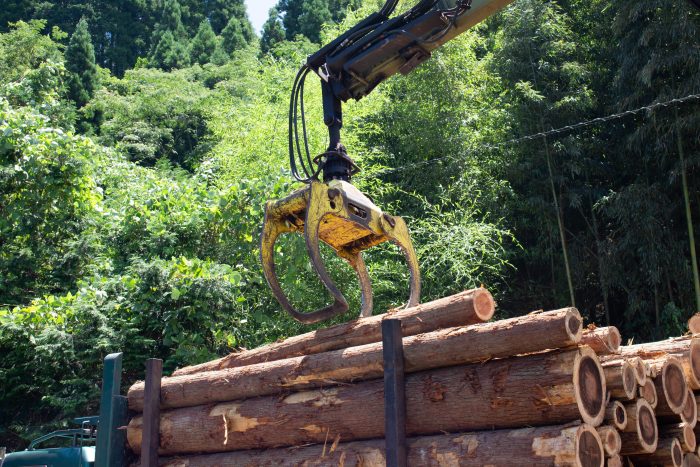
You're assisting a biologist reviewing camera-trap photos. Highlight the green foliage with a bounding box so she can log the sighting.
[65,18,97,108]
[2,0,700,451]
[91,67,216,169]
[0,102,100,306]
[189,19,218,65]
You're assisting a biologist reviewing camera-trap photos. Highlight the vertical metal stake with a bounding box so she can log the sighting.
[382,319,407,467]
[95,353,124,467]
[141,358,163,467]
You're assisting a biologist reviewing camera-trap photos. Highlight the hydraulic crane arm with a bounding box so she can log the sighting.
[263,0,516,325]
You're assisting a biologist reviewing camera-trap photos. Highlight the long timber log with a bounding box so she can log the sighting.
[153,423,604,467]
[127,347,606,456]
[172,289,495,377]
[128,307,582,411]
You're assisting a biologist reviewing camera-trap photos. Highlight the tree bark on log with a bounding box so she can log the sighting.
[172,289,495,377]
[127,347,606,456]
[629,437,683,467]
[601,359,636,400]
[617,337,700,390]
[581,326,621,355]
[129,308,582,412]
[153,423,603,467]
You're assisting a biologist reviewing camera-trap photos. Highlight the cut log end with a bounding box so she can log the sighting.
[606,454,623,467]
[639,380,658,408]
[638,399,659,452]
[576,348,606,426]
[631,357,648,386]
[471,287,496,322]
[689,313,700,334]
[577,425,605,467]
[681,389,698,428]
[663,357,690,414]
[605,400,628,431]
[597,426,622,457]
[684,453,700,467]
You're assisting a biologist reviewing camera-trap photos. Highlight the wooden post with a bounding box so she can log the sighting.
[383,319,407,467]
[141,359,163,467]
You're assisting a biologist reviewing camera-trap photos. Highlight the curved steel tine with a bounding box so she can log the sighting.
[338,250,373,318]
[260,203,349,325]
[302,184,351,320]
[381,215,421,308]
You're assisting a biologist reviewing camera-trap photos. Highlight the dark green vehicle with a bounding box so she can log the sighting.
[1,354,129,467]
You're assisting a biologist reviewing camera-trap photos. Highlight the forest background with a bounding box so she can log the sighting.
[0,0,699,449]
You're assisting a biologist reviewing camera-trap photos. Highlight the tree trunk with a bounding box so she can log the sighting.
[173,289,495,377]
[543,129,576,308]
[581,327,621,355]
[127,347,606,456]
[676,108,700,314]
[153,423,604,467]
[129,307,582,411]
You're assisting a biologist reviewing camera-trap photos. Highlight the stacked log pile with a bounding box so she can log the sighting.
[124,288,700,466]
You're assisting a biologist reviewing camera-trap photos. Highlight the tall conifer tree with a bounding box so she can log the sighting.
[65,17,98,108]
[260,7,285,53]
[189,19,217,64]
[149,0,190,70]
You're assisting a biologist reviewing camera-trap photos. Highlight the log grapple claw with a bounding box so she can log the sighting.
[260,180,420,324]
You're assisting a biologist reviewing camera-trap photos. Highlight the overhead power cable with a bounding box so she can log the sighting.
[366,92,700,178]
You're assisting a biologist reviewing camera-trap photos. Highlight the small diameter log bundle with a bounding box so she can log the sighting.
[618,337,700,390]
[127,347,606,456]
[172,288,495,377]
[128,307,582,412]
[156,423,604,467]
